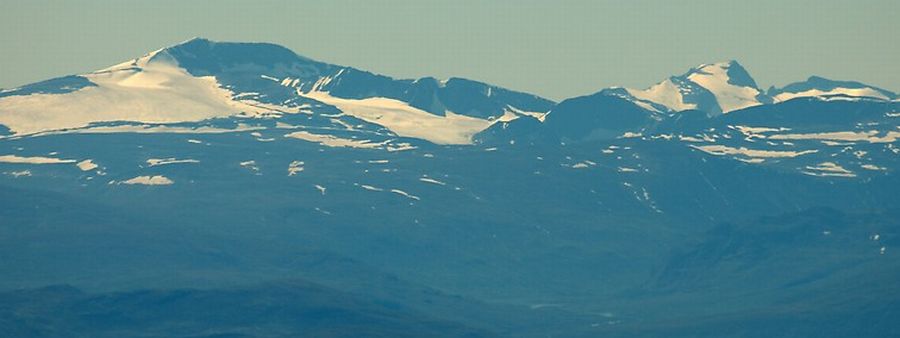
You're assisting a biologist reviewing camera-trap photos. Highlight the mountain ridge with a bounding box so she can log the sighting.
[2,38,899,338]
[1,38,897,139]
[0,38,897,147]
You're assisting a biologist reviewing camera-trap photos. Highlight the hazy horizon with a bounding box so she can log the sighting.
[2,0,898,100]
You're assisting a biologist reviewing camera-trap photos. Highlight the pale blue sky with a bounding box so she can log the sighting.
[1,0,897,100]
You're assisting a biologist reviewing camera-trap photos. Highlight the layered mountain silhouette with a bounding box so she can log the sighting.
[1,38,898,337]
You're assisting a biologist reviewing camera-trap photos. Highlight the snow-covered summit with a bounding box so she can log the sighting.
[0,41,267,136]
[768,76,897,102]
[605,60,769,116]
[0,38,553,143]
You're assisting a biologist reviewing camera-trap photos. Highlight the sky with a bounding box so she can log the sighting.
[1,0,897,101]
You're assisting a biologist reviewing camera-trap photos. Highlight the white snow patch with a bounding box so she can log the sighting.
[679,135,706,143]
[18,124,263,138]
[494,109,520,123]
[147,158,199,167]
[330,118,356,131]
[76,159,99,171]
[300,91,492,144]
[386,142,417,152]
[260,75,280,82]
[121,175,173,185]
[390,189,421,200]
[504,105,548,122]
[735,157,766,164]
[285,131,382,149]
[240,160,260,173]
[625,79,696,112]
[359,184,383,192]
[774,88,891,102]
[802,162,856,178]
[275,121,298,129]
[236,99,311,116]
[0,154,76,164]
[768,130,900,143]
[288,161,304,176]
[691,145,817,158]
[419,177,447,185]
[861,164,887,171]
[5,170,31,177]
[730,125,789,137]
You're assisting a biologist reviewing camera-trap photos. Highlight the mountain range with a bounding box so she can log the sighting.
[1,38,898,337]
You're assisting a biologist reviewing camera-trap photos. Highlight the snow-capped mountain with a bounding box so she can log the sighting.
[600,61,898,117]
[0,38,553,144]
[1,38,899,338]
[768,75,898,102]
[602,60,770,115]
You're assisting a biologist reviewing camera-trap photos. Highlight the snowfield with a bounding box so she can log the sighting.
[0,50,267,136]
[300,91,493,145]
